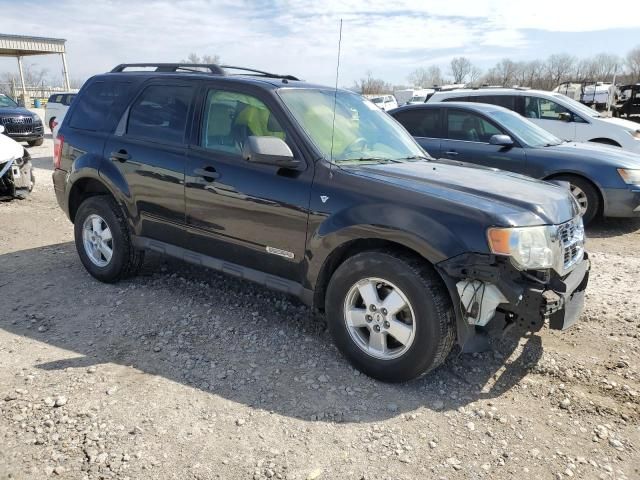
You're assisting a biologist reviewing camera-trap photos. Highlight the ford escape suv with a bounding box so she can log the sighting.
[52,63,590,382]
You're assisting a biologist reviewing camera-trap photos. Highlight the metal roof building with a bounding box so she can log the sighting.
[0,33,70,99]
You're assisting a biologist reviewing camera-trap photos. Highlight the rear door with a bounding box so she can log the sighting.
[441,108,526,172]
[184,84,312,281]
[103,80,195,246]
[391,107,442,157]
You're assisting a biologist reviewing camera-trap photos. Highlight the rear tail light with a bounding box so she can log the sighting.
[53,135,64,169]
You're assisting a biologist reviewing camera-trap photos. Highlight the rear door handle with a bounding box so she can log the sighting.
[194,166,220,181]
[110,150,130,162]
[444,151,459,156]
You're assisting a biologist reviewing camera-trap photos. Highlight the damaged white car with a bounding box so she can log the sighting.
[0,125,34,200]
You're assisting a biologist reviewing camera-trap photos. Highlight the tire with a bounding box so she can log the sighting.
[49,117,57,131]
[27,138,44,147]
[554,175,600,225]
[325,250,455,382]
[74,195,144,283]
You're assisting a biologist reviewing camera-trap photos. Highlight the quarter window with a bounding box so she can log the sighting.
[447,110,504,142]
[68,81,131,132]
[200,90,285,155]
[469,95,517,111]
[394,109,440,138]
[127,85,193,144]
[525,96,571,121]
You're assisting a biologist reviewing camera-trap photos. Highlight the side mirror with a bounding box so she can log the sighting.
[558,112,572,122]
[242,136,301,169]
[0,125,4,134]
[489,134,514,147]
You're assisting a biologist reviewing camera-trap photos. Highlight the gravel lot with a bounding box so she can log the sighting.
[1,136,639,480]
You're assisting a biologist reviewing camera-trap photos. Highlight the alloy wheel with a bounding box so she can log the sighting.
[82,214,113,267]
[343,277,416,360]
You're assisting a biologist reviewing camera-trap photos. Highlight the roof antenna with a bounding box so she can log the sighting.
[328,19,343,177]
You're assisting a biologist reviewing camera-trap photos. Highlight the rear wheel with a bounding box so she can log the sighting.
[74,196,144,283]
[554,175,600,224]
[325,250,455,382]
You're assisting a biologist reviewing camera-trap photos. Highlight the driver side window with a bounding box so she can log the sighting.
[447,110,504,143]
[525,96,571,121]
[201,90,286,156]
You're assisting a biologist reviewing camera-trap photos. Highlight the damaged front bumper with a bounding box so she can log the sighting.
[437,252,590,335]
[0,152,34,200]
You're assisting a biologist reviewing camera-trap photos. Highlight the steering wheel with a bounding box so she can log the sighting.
[343,137,368,156]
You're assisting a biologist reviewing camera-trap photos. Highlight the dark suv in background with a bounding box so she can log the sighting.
[0,93,45,147]
[52,63,589,382]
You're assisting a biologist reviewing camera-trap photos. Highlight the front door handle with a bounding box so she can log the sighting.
[194,166,220,181]
[110,150,130,162]
[444,150,459,156]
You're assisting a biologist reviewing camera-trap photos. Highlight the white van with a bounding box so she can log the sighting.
[45,92,77,131]
[428,88,640,153]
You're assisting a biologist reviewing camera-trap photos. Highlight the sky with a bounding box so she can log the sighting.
[0,0,639,87]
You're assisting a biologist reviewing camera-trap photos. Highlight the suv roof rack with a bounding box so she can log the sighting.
[110,63,300,81]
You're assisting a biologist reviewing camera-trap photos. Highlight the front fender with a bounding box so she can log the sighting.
[305,203,469,289]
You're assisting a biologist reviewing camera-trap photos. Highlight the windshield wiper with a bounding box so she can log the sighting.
[396,155,432,161]
[340,157,402,163]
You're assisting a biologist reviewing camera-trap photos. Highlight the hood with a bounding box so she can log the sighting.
[0,132,24,164]
[543,141,640,169]
[0,106,36,117]
[345,160,579,226]
[600,116,640,131]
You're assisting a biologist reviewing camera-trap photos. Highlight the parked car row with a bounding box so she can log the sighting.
[390,102,640,223]
[52,63,591,382]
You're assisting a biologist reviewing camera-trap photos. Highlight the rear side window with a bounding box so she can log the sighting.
[127,85,193,144]
[63,94,76,106]
[393,109,440,138]
[469,95,517,111]
[443,96,469,102]
[69,81,131,131]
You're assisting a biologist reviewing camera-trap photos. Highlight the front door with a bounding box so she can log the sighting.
[103,81,194,246]
[185,86,312,281]
[524,96,577,141]
[440,108,526,172]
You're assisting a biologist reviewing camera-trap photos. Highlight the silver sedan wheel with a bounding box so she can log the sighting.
[343,277,416,360]
[570,184,588,216]
[82,214,113,267]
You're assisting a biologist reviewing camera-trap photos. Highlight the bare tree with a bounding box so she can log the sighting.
[467,65,483,85]
[182,53,221,64]
[484,58,518,86]
[407,66,444,88]
[0,63,50,96]
[625,46,640,81]
[545,54,576,89]
[353,71,393,95]
[449,57,472,83]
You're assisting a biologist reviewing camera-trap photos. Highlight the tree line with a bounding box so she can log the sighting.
[355,45,640,95]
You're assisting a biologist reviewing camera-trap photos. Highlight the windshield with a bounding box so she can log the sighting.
[278,88,427,163]
[0,95,18,108]
[410,96,426,102]
[552,93,600,118]
[491,110,563,147]
[371,97,384,104]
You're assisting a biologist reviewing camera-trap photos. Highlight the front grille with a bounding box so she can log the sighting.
[0,116,39,135]
[558,217,584,271]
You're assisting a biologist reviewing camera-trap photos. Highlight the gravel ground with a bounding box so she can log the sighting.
[1,137,639,480]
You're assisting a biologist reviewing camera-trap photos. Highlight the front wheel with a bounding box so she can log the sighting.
[74,196,144,283]
[28,138,44,147]
[554,175,600,225]
[325,251,455,382]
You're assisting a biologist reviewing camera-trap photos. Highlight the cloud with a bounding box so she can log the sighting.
[0,0,637,86]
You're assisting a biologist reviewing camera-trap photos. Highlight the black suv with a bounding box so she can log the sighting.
[0,93,45,146]
[52,63,590,381]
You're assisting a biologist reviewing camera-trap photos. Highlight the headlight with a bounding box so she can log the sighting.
[617,168,640,184]
[487,225,554,270]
